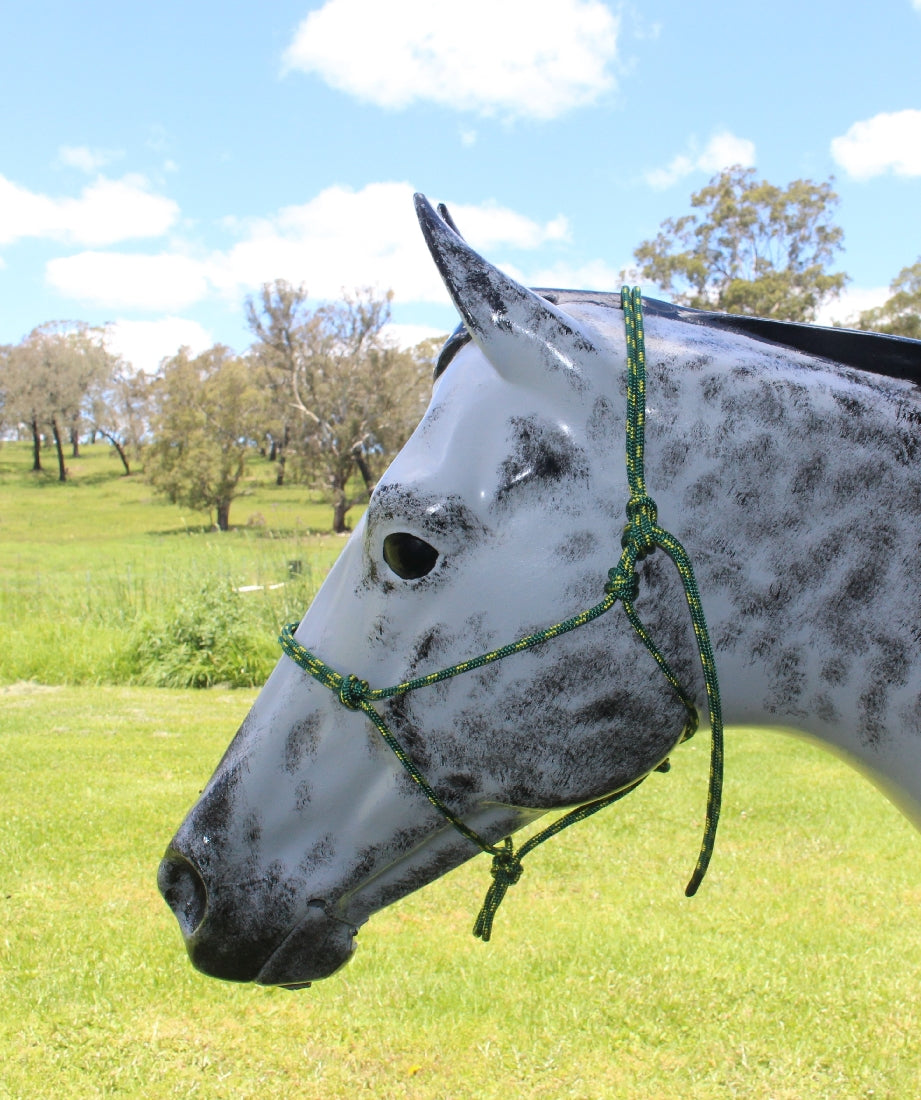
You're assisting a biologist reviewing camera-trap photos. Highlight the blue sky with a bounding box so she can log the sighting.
[1,0,919,370]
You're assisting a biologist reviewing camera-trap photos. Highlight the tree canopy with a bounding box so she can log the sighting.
[246,281,432,531]
[634,166,848,322]
[857,259,921,340]
[2,323,116,480]
[86,367,151,475]
[145,346,266,531]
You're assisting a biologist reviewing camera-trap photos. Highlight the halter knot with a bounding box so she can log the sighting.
[605,563,640,602]
[338,674,371,710]
[473,839,525,942]
[490,846,523,888]
[622,493,659,559]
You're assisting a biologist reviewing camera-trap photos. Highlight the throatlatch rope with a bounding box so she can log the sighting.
[279,287,724,940]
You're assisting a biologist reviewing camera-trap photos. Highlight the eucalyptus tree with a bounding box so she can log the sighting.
[857,260,921,339]
[86,366,152,475]
[247,281,433,532]
[634,166,848,322]
[4,323,114,480]
[145,345,266,531]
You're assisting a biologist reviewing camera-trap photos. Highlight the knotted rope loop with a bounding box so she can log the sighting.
[338,674,371,710]
[624,492,658,528]
[604,562,640,602]
[473,839,524,942]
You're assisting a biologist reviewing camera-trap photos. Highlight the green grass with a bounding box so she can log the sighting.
[2,684,921,1098]
[0,441,353,686]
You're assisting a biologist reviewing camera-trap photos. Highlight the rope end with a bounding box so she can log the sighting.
[472,840,522,942]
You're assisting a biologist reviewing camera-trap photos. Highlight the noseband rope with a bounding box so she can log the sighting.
[279,287,724,941]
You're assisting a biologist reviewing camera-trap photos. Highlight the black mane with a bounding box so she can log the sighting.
[433,288,921,387]
[540,289,921,388]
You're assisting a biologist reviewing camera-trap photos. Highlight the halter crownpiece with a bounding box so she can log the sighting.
[279,287,724,940]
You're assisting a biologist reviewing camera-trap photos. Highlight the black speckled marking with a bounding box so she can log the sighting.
[555,530,598,564]
[285,714,322,775]
[494,415,589,505]
[587,395,617,445]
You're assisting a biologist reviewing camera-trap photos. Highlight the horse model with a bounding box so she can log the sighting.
[159,194,921,989]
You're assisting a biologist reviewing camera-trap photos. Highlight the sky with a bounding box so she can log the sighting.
[1,0,920,371]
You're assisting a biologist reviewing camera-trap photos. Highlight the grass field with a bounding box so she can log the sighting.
[3,685,921,1098]
[0,442,348,686]
[3,440,921,1097]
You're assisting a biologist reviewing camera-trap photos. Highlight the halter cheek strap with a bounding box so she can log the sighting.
[279,287,724,941]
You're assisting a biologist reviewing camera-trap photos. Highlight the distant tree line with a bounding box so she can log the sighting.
[0,284,436,532]
[1,168,918,531]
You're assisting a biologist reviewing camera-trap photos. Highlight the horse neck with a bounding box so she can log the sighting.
[641,327,921,826]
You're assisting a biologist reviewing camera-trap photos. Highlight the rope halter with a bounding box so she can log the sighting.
[279,287,724,940]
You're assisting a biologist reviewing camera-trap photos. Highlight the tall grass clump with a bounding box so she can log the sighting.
[126,573,306,688]
[0,545,332,687]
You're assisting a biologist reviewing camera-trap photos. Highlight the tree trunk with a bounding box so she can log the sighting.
[351,443,376,496]
[275,425,290,486]
[30,417,42,472]
[51,416,67,482]
[97,428,131,475]
[216,499,231,531]
[70,425,80,458]
[331,488,350,534]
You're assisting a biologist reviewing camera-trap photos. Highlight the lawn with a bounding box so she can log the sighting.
[2,439,921,1097]
[2,684,921,1098]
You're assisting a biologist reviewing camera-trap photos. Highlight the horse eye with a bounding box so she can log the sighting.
[383,533,439,580]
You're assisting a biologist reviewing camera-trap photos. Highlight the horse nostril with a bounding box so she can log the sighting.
[158,851,208,937]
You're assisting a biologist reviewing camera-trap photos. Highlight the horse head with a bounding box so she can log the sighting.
[157,195,701,987]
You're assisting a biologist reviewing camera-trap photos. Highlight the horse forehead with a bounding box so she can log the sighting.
[385,345,590,494]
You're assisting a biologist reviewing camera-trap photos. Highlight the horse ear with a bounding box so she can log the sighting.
[415,193,598,389]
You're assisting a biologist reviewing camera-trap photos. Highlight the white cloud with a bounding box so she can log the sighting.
[210,182,444,303]
[0,173,179,246]
[46,251,211,311]
[105,317,215,373]
[830,110,921,179]
[645,130,757,189]
[283,0,619,120]
[381,322,449,348]
[57,145,122,173]
[47,182,572,314]
[218,186,572,302]
[446,202,569,250]
[527,258,627,291]
[815,285,890,328]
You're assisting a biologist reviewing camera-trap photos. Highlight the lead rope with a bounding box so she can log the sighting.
[279,287,723,939]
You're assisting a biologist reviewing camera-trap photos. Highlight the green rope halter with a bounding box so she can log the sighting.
[279,287,724,940]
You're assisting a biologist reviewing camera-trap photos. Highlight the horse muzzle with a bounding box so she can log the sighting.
[157,849,358,988]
